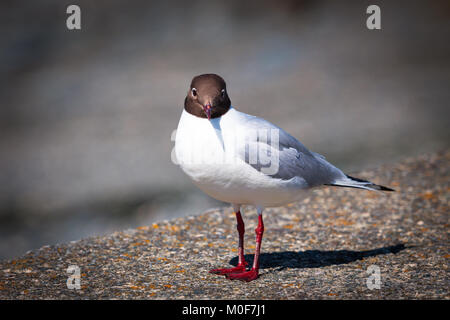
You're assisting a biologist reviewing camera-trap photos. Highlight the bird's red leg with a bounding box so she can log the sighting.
[226,211,264,282]
[209,209,248,275]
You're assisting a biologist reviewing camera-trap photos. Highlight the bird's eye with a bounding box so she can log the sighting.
[191,88,197,97]
[221,89,225,97]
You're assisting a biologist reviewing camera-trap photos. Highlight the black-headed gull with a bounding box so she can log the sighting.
[175,74,393,282]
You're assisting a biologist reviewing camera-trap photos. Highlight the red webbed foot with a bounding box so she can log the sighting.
[225,268,259,282]
[209,262,247,275]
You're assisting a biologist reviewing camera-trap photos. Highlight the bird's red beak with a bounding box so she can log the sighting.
[203,103,212,120]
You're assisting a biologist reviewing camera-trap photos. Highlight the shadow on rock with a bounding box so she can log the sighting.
[229,244,406,271]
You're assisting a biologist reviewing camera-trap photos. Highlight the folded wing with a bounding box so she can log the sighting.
[235,114,346,187]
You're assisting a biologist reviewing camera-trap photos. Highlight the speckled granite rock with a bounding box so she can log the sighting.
[0,151,448,299]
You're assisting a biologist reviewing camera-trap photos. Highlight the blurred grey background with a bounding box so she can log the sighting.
[1,0,449,260]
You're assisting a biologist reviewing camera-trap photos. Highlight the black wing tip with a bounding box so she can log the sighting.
[377,185,395,192]
[346,175,395,192]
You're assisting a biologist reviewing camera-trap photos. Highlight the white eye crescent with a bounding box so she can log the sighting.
[191,88,197,97]
[221,89,225,97]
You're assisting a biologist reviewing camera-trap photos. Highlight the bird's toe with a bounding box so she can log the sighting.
[209,264,247,275]
[225,269,259,282]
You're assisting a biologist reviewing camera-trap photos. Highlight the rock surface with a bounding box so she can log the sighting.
[0,151,448,299]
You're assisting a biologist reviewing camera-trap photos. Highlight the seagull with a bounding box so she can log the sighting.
[175,73,394,282]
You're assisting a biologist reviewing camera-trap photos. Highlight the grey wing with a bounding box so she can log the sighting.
[239,116,345,187]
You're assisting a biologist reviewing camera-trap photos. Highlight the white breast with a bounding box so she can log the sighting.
[174,108,307,207]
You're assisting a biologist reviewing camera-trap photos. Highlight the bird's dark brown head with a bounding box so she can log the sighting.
[184,74,231,120]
